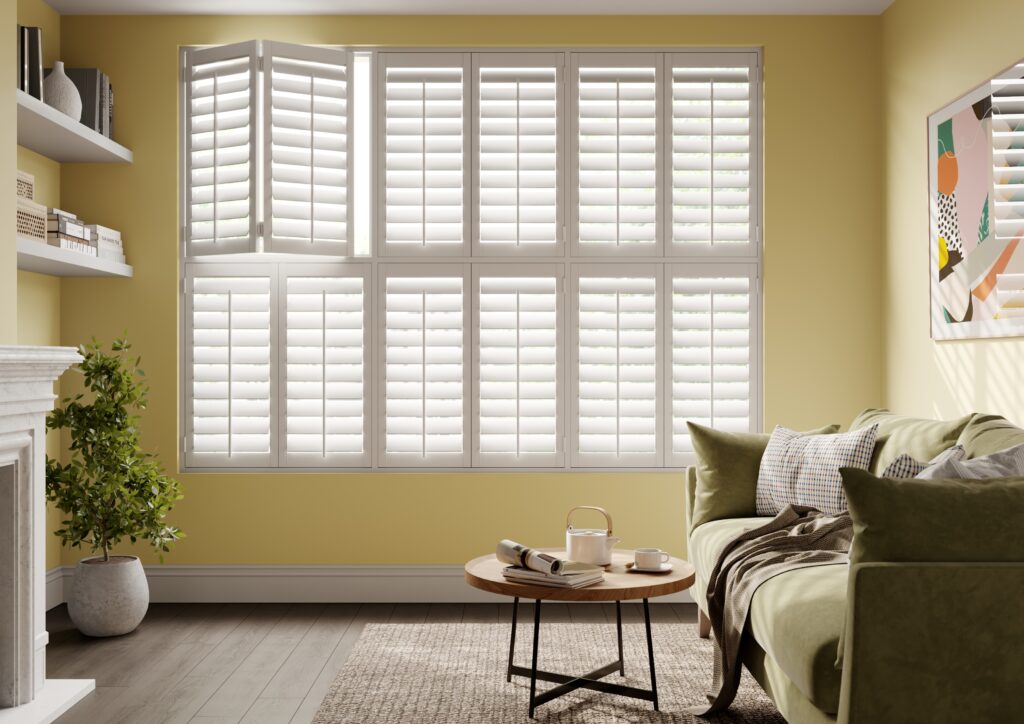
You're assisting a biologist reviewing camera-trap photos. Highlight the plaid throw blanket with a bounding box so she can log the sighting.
[690,505,853,717]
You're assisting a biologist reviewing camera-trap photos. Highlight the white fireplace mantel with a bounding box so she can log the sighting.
[0,346,93,723]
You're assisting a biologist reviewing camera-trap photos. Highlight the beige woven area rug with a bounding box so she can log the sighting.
[314,622,784,723]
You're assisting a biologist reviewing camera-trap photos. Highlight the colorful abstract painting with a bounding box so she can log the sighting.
[929,60,1024,340]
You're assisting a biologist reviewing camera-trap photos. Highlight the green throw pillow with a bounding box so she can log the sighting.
[849,408,972,475]
[687,422,839,532]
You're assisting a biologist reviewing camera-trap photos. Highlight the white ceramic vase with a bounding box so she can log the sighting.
[43,61,82,122]
[67,555,150,637]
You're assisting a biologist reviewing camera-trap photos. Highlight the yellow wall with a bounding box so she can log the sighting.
[1,0,17,344]
[56,15,885,566]
[881,0,1024,424]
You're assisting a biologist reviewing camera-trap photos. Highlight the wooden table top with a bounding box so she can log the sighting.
[464,549,696,602]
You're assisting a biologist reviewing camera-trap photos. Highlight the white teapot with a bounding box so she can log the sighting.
[565,506,620,566]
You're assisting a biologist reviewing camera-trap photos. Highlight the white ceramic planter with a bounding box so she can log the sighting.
[67,555,149,637]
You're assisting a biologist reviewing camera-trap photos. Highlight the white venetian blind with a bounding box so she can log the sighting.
[382,56,467,252]
[478,62,559,249]
[991,66,1024,244]
[264,43,351,254]
[189,274,273,466]
[284,275,366,465]
[477,275,560,464]
[576,60,659,250]
[576,274,659,464]
[185,42,258,255]
[671,59,756,251]
[383,274,466,464]
[670,272,755,463]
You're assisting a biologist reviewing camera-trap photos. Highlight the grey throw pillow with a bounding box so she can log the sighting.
[917,442,1024,480]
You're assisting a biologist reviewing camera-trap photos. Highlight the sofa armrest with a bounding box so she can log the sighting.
[839,561,1024,724]
[684,465,697,537]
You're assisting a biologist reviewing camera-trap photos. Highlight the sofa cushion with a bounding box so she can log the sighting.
[958,413,1024,458]
[689,516,846,714]
[688,422,839,532]
[849,408,972,475]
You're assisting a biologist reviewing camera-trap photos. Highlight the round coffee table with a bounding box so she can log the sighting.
[465,549,695,718]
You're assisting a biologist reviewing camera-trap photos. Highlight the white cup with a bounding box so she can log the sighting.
[634,548,670,570]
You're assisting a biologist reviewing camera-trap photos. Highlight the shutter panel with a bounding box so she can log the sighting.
[474,269,562,467]
[474,54,562,255]
[668,265,758,465]
[380,267,469,466]
[282,267,369,466]
[669,53,759,255]
[992,69,1024,244]
[572,267,661,467]
[186,265,275,467]
[264,42,352,255]
[184,42,259,256]
[572,54,661,255]
[379,53,470,256]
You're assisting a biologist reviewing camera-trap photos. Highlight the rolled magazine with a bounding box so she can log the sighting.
[497,539,564,575]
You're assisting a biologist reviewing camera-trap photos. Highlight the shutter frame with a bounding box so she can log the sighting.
[570,263,664,468]
[472,264,565,468]
[666,51,761,259]
[184,41,260,257]
[377,52,472,258]
[471,52,565,257]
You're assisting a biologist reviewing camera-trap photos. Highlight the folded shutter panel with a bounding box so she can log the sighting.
[573,55,661,255]
[668,266,758,465]
[185,42,259,256]
[573,268,661,466]
[670,53,759,255]
[379,53,470,256]
[264,42,352,255]
[475,270,562,466]
[475,54,562,254]
[186,267,275,467]
[380,268,469,466]
[992,67,1024,244]
[283,269,368,466]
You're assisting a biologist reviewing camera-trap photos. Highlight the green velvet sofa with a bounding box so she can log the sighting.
[683,409,1024,724]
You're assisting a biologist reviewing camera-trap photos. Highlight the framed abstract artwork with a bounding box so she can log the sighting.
[929,59,1024,340]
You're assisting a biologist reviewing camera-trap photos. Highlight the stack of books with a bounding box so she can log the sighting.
[502,565,604,589]
[87,224,125,263]
[47,209,97,257]
[63,67,114,138]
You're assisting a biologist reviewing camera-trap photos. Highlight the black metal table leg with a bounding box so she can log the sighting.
[616,600,624,676]
[507,596,519,682]
[528,599,541,718]
[643,598,659,711]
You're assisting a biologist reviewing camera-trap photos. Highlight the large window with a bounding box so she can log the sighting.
[181,43,762,470]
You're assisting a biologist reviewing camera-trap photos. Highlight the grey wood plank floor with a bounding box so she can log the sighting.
[50,601,697,724]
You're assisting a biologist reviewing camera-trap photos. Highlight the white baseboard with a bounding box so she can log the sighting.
[45,564,694,606]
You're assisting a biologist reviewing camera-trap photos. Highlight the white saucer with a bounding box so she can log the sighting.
[629,562,673,574]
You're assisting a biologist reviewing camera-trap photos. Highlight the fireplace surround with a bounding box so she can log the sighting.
[0,346,93,723]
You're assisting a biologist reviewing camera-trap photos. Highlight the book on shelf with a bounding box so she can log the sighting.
[47,207,77,221]
[85,224,121,244]
[18,27,44,100]
[501,566,604,589]
[47,216,91,240]
[47,233,98,257]
[64,68,102,133]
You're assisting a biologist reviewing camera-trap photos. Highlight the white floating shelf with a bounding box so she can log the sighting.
[16,89,133,163]
[17,237,133,278]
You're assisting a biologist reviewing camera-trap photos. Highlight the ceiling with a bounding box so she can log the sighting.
[46,0,896,16]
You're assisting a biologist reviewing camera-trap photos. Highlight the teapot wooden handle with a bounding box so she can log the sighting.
[566,505,613,535]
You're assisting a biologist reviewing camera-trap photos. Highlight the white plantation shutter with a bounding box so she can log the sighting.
[263,43,352,255]
[668,265,759,465]
[572,267,661,467]
[379,53,470,256]
[282,267,369,466]
[184,42,259,256]
[186,265,275,467]
[572,54,661,255]
[669,53,759,255]
[991,66,1024,244]
[474,54,562,255]
[380,266,470,466]
[474,268,562,466]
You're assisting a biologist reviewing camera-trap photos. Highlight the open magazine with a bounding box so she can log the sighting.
[496,540,604,588]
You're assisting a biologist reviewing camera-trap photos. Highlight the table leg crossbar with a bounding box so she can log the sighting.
[506,597,660,718]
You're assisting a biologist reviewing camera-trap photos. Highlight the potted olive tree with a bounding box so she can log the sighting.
[46,338,183,637]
